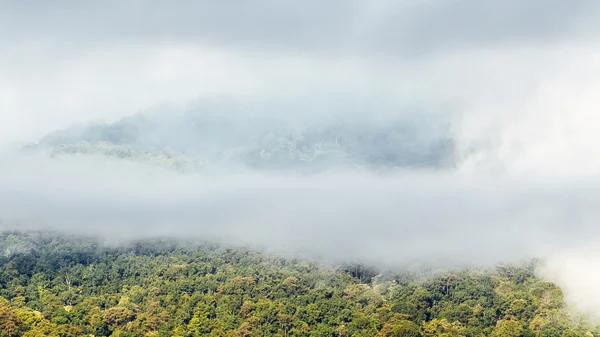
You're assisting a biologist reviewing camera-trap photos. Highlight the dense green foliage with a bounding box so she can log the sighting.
[0,231,596,337]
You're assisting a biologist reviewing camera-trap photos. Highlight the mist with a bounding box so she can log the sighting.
[0,151,597,266]
[3,0,600,319]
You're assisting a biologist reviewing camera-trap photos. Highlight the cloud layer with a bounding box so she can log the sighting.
[2,1,597,55]
[0,153,599,267]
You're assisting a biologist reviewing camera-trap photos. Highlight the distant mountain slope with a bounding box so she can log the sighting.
[27,105,456,172]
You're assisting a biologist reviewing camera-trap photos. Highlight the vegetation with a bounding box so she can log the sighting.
[25,110,454,171]
[48,141,199,172]
[0,231,596,337]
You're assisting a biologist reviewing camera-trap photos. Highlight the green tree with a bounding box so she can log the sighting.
[0,304,21,337]
[491,319,523,337]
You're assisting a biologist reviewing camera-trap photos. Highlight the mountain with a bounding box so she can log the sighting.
[26,103,455,172]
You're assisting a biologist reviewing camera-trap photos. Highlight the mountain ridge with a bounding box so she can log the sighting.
[25,107,456,173]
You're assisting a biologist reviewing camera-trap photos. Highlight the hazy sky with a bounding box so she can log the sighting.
[4,0,600,318]
[2,1,596,54]
[2,0,600,166]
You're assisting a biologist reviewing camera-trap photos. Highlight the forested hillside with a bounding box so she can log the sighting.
[0,232,595,337]
[24,107,454,172]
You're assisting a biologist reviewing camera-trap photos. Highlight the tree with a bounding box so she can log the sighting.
[491,319,523,337]
[103,306,135,331]
[379,319,422,337]
[277,313,293,337]
[423,318,466,337]
[0,304,21,337]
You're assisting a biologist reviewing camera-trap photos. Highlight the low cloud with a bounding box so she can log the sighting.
[0,153,598,270]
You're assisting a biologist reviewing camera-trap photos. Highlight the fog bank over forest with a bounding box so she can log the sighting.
[3,0,600,318]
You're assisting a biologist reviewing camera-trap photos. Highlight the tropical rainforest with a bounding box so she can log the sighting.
[3,1,599,336]
[0,231,596,337]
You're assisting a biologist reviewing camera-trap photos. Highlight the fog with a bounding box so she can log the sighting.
[3,0,600,318]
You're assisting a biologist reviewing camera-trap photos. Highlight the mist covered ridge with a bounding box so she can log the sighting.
[25,102,455,173]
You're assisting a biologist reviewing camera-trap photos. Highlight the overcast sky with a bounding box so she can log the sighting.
[2,0,600,163]
[2,1,597,54]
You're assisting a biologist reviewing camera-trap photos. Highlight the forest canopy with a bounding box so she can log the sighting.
[0,231,596,337]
